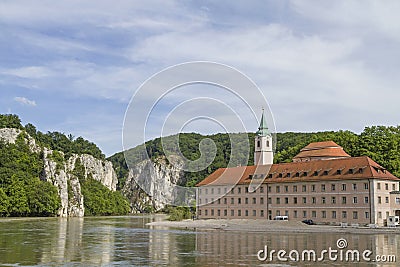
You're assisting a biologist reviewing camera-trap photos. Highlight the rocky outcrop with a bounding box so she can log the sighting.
[0,128,118,217]
[122,156,185,212]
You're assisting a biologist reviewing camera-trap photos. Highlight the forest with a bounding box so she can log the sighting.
[0,114,129,217]
[109,126,400,188]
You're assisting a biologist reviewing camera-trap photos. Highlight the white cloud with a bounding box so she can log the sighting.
[14,96,37,107]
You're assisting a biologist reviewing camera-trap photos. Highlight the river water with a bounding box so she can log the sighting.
[0,215,398,266]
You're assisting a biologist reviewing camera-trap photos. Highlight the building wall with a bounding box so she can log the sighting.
[197,179,399,226]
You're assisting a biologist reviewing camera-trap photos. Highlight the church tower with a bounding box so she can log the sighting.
[254,109,273,165]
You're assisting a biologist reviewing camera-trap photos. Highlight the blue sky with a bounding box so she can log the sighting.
[1,0,399,156]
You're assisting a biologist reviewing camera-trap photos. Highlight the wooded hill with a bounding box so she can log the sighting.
[109,126,400,189]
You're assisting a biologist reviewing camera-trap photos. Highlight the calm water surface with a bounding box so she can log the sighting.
[0,215,398,266]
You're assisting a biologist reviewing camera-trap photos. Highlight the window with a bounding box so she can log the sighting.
[321,184,326,192]
[276,198,281,204]
[245,198,248,204]
[358,168,363,174]
[276,210,280,216]
[205,188,208,194]
[217,199,221,204]
[205,210,208,216]
[285,210,289,216]
[253,210,256,216]
[353,197,358,204]
[211,209,214,216]
[353,183,357,190]
[378,212,382,218]
[303,171,308,176]
[313,171,318,176]
[268,198,272,204]
[231,189,234,194]
[295,172,300,177]
[312,211,316,218]
[284,186,289,192]
[337,169,342,175]
[342,196,347,204]
[303,211,307,218]
[331,184,336,191]
[223,198,227,204]
[278,173,283,178]
[238,198,241,204]
[378,196,381,204]
[364,197,369,204]
[331,197,336,204]
[302,197,307,204]
[211,188,214,194]
[286,173,291,178]
[342,184,347,191]
[268,174,273,178]
[238,187,241,194]
[267,140,270,147]
[396,197,400,204]
[257,140,260,147]
[353,211,358,219]
[302,185,307,192]
[231,210,234,216]
[332,211,336,219]
[322,211,326,218]
[311,185,316,192]
[377,183,381,190]
[276,186,280,193]
[238,210,241,216]
[293,197,298,204]
[285,197,289,204]
[231,198,234,204]
[385,197,389,203]
[268,186,271,192]
[205,198,208,204]
[245,210,248,216]
[365,212,369,219]
[293,185,297,192]
[199,210,202,216]
[342,211,347,218]
[245,187,249,193]
[253,197,256,204]
[364,183,369,190]
[260,187,264,193]
[322,197,326,204]
[385,183,389,190]
[349,168,354,174]
[260,197,264,204]
[199,189,202,195]
[294,210,298,218]
[312,197,316,204]
[224,209,227,216]
[217,210,220,216]
[323,170,329,175]
[393,184,396,191]
[260,210,264,217]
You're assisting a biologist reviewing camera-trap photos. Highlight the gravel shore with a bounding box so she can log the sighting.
[147,219,400,234]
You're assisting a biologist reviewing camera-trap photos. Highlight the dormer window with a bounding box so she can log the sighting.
[323,170,329,175]
[358,168,363,174]
[268,174,273,178]
[349,168,354,174]
[278,173,283,178]
[313,171,318,176]
[286,173,291,178]
[303,171,308,176]
[295,172,300,177]
[337,169,342,175]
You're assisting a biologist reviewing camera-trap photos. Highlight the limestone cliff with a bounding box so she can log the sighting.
[0,128,118,217]
[122,156,185,212]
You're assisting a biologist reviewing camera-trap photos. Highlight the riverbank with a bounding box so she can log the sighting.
[147,218,400,234]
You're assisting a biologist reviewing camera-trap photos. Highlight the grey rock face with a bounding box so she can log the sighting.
[0,128,118,217]
[122,156,185,212]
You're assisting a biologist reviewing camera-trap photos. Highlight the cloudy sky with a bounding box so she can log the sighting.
[1,0,399,156]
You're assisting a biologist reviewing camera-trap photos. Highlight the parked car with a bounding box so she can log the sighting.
[273,215,288,221]
[302,219,315,225]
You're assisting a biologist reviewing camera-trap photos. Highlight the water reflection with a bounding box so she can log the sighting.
[0,216,398,266]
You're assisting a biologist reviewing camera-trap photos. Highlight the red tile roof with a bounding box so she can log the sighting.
[196,156,399,186]
[293,140,350,161]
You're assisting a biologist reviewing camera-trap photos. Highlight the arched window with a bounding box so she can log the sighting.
[266,140,270,147]
[257,140,260,147]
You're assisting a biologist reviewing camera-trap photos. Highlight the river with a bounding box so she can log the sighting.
[0,215,398,266]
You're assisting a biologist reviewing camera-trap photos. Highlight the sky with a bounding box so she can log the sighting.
[1,0,399,156]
